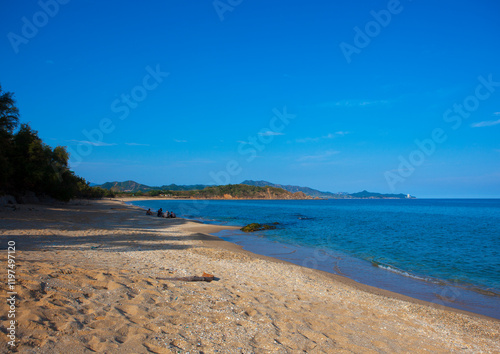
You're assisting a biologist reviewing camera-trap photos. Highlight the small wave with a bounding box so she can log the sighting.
[292,213,315,220]
[371,262,500,297]
[372,262,436,283]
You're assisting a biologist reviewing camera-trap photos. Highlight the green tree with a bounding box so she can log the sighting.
[11,124,46,192]
[0,85,20,135]
[104,189,115,198]
[6,122,85,201]
[149,190,161,197]
[0,84,130,202]
[0,85,20,190]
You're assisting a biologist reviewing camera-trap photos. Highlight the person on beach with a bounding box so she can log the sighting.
[157,208,164,217]
[146,208,153,215]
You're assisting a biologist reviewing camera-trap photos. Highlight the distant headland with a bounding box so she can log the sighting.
[93,180,415,200]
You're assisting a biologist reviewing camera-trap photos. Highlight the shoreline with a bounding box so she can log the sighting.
[1,199,499,352]
[124,198,500,322]
[213,230,499,321]
[213,229,500,320]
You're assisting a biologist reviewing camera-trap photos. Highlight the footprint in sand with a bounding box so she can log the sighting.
[86,335,118,352]
[105,280,124,291]
[113,304,142,321]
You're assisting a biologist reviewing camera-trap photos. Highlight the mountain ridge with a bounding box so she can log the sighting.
[95,180,414,199]
[241,180,410,199]
[240,180,345,198]
[99,181,210,192]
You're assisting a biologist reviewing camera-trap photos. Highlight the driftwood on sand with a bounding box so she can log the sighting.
[157,273,216,282]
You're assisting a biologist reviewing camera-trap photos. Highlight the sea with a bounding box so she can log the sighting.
[127,198,500,319]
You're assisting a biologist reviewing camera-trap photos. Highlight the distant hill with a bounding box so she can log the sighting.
[241,180,346,199]
[241,180,413,199]
[99,180,153,192]
[95,181,310,199]
[96,180,414,199]
[349,190,410,199]
[96,181,209,192]
[159,184,209,191]
[166,184,310,200]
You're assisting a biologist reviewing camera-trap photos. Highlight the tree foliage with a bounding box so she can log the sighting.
[0,84,20,135]
[0,84,105,201]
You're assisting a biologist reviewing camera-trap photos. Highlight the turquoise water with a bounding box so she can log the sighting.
[128,199,500,318]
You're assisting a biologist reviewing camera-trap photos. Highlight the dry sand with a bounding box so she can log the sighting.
[0,199,499,353]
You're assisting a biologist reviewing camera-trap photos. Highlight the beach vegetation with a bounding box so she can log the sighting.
[0,84,106,202]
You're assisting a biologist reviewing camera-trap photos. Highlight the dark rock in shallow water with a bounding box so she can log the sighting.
[240,223,277,232]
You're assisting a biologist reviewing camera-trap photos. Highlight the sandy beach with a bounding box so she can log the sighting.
[0,199,499,353]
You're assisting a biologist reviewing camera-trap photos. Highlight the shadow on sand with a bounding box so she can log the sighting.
[0,200,220,253]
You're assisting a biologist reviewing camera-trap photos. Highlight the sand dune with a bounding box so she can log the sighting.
[0,200,499,353]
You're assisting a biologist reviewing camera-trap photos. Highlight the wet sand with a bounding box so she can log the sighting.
[0,199,499,353]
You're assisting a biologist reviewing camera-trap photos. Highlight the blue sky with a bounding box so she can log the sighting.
[1,0,499,197]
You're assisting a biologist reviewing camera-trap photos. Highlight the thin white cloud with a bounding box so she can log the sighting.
[126,142,150,146]
[175,159,216,164]
[471,118,500,128]
[174,139,188,143]
[296,137,320,143]
[335,131,349,136]
[297,150,340,161]
[296,131,348,143]
[68,140,117,146]
[258,131,285,136]
[319,99,389,108]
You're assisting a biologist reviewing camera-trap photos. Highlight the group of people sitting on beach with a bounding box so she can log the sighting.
[146,208,176,218]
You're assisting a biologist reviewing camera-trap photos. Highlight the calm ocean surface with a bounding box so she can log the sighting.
[128,198,500,319]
